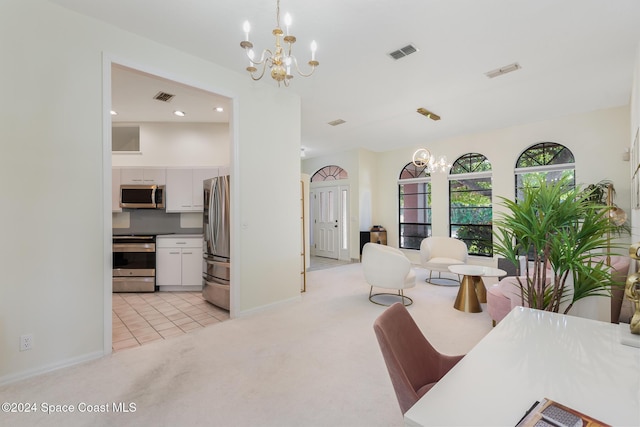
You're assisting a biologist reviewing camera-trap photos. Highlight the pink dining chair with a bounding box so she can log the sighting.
[373,302,464,414]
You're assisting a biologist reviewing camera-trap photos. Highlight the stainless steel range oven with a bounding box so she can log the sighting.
[112,235,156,292]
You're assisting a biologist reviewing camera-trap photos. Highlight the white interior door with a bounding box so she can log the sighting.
[314,186,339,259]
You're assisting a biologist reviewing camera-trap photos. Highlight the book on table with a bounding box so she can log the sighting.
[516,398,610,427]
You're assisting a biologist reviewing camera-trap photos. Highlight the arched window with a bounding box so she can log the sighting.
[311,165,348,182]
[449,153,493,256]
[515,142,575,200]
[398,163,431,249]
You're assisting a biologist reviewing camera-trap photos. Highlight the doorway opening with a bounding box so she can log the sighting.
[104,58,235,353]
[309,165,350,261]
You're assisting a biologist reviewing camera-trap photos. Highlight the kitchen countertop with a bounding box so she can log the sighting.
[156,233,203,238]
[112,232,202,237]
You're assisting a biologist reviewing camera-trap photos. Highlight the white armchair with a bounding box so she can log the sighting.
[420,237,468,285]
[362,243,416,306]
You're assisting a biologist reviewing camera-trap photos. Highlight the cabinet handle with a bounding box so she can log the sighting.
[169,251,180,255]
[183,252,192,255]
[176,242,187,245]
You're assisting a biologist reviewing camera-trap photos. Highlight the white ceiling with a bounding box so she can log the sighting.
[51,0,640,159]
[111,64,232,123]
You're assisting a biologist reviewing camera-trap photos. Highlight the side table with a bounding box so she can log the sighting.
[448,265,507,313]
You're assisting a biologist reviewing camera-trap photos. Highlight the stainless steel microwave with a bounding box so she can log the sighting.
[120,185,165,209]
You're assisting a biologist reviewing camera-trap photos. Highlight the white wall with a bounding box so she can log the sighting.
[632,43,640,158]
[306,106,631,264]
[630,43,640,245]
[0,0,301,384]
[112,122,230,167]
[375,107,631,254]
[358,150,377,233]
[112,122,230,231]
[235,90,301,312]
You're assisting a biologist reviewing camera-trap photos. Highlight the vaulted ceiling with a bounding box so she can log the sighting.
[50,0,640,158]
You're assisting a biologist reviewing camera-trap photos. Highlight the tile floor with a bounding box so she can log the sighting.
[113,257,346,352]
[112,291,229,352]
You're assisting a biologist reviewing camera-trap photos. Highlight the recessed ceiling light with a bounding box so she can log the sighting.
[110,110,118,115]
[173,110,186,117]
[215,107,224,112]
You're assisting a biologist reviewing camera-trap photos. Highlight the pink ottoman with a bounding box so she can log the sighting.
[487,284,512,326]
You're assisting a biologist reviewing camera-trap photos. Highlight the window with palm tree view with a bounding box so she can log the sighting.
[515,142,575,200]
[449,153,493,256]
[513,143,576,261]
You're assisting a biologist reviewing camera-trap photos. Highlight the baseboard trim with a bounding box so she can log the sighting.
[0,350,104,387]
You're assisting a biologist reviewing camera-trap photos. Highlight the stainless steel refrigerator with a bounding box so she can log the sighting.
[202,175,230,310]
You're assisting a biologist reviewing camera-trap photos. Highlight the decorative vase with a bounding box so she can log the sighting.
[631,305,640,335]
[625,272,640,335]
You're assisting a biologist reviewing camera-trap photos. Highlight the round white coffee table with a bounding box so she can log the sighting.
[448,265,507,313]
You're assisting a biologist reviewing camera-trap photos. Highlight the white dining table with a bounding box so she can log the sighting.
[403,307,640,426]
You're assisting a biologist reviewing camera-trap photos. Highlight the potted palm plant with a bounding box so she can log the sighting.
[493,176,622,314]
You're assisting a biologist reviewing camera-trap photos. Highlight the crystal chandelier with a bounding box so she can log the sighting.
[412,148,452,173]
[240,0,319,87]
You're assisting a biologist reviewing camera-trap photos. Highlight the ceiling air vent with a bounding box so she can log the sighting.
[153,91,175,102]
[388,44,418,60]
[328,119,346,126]
[485,62,522,79]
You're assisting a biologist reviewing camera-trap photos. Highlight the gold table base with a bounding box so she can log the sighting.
[454,275,486,313]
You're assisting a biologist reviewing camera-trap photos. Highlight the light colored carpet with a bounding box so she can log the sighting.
[0,264,493,427]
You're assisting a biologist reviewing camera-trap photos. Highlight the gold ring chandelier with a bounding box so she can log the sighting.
[240,0,319,87]
[412,148,452,173]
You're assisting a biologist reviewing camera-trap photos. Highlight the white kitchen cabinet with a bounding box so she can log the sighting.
[181,247,203,288]
[156,236,203,291]
[192,168,217,209]
[165,167,217,212]
[120,167,166,185]
[165,169,193,212]
[112,168,122,212]
[157,247,182,286]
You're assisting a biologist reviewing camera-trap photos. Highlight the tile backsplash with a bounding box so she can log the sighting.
[113,209,201,235]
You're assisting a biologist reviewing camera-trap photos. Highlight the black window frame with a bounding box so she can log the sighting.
[311,165,348,182]
[449,153,493,257]
[398,162,432,250]
[514,142,575,201]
